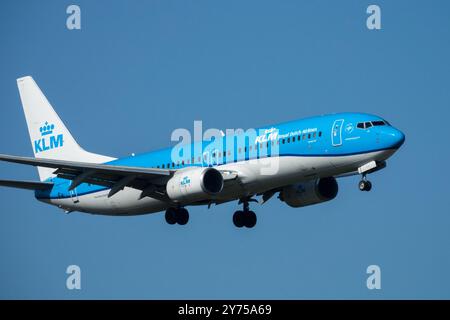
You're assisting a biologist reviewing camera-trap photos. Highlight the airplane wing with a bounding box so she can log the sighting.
[0,179,54,190]
[0,154,240,201]
[0,154,173,199]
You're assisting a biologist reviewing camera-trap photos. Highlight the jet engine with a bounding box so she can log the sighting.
[166,167,224,203]
[279,177,338,208]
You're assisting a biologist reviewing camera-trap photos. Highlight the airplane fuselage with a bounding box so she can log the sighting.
[34,112,405,215]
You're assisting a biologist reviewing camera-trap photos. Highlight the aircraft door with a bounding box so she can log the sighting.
[331,119,344,146]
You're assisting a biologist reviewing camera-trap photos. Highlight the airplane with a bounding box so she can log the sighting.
[0,76,405,229]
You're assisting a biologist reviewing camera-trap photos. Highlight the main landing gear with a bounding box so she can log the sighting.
[358,174,372,192]
[233,199,257,229]
[165,207,189,225]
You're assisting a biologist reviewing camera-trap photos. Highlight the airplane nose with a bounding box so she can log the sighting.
[386,128,405,149]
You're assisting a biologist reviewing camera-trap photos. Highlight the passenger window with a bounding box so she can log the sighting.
[302,134,306,140]
[319,131,322,137]
[313,132,316,138]
[162,164,165,168]
[308,133,311,139]
[287,138,290,143]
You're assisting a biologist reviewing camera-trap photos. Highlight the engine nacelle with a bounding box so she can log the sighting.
[166,167,224,203]
[280,177,338,208]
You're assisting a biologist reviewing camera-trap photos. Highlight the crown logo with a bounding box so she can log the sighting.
[345,123,354,133]
[40,121,55,136]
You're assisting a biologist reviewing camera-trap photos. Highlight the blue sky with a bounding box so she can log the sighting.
[0,0,449,299]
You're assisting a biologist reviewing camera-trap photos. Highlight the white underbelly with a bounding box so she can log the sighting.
[44,187,168,215]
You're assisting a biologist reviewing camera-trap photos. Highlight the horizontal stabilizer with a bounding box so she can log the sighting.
[0,179,53,190]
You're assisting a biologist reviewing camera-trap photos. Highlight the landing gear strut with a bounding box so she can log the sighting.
[233,199,257,228]
[165,207,189,225]
[358,174,372,192]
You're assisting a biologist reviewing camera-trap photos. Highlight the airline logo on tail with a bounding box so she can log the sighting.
[34,121,64,153]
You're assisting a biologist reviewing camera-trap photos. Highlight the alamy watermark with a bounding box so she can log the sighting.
[170,121,282,175]
[66,264,81,290]
[167,119,323,176]
[66,5,81,30]
[366,264,381,290]
[366,5,381,30]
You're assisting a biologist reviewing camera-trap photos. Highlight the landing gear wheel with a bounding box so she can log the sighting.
[176,208,189,225]
[244,211,257,228]
[358,180,365,191]
[165,208,177,225]
[233,210,245,228]
[234,198,259,228]
[358,180,372,192]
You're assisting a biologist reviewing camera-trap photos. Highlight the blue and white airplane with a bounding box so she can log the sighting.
[0,76,405,228]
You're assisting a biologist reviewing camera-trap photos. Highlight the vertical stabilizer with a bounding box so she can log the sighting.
[16,76,115,181]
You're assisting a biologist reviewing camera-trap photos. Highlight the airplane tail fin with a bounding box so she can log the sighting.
[16,76,115,181]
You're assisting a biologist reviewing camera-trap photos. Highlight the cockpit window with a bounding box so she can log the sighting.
[357,120,389,129]
[372,120,386,126]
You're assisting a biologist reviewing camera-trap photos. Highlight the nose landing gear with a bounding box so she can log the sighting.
[357,160,385,192]
[358,174,372,192]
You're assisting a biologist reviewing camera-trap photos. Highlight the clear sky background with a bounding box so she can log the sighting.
[0,0,449,299]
